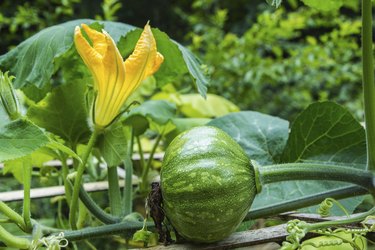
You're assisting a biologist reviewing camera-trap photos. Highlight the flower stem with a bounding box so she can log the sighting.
[69,127,101,230]
[22,159,32,232]
[258,163,375,193]
[0,225,30,249]
[123,126,134,216]
[362,0,375,171]
[107,166,123,216]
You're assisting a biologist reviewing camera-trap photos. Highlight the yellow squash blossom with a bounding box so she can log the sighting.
[74,23,164,128]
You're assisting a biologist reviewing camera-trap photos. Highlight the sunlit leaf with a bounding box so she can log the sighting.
[153,93,239,118]
[123,100,177,135]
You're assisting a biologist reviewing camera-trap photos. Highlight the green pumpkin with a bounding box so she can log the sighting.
[160,126,257,243]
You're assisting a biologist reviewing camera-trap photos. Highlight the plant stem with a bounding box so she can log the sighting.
[69,127,101,230]
[308,205,375,231]
[246,185,367,220]
[77,201,88,229]
[59,221,151,241]
[140,133,163,193]
[79,186,120,224]
[22,160,32,232]
[60,154,72,206]
[0,201,26,230]
[107,166,123,217]
[136,135,145,171]
[362,0,375,171]
[124,127,134,216]
[258,163,375,192]
[0,225,30,249]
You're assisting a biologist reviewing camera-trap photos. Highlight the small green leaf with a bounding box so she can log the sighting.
[209,111,289,165]
[46,140,82,163]
[0,119,49,162]
[174,42,209,98]
[123,100,177,135]
[301,0,344,11]
[97,123,128,167]
[3,156,32,184]
[154,93,239,118]
[27,81,91,145]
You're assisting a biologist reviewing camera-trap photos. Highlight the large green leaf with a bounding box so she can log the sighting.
[0,119,49,162]
[27,81,91,145]
[96,123,128,167]
[123,100,177,135]
[281,102,366,165]
[0,19,134,90]
[0,19,208,98]
[259,102,366,214]
[209,111,289,165]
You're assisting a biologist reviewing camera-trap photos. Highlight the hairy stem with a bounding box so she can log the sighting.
[362,0,375,171]
[79,186,120,224]
[124,127,134,216]
[58,221,151,242]
[69,128,101,229]
[0,201,25,230]
[246,185,367,220]
[258,163,375,193]
[60,154,72,206]
[140,133,163,193]
[308,206,375,231]
[107,166,123,216]
[22,160,32,232]
[0,225,30,249]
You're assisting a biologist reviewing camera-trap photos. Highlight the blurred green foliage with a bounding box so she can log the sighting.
[0,0,365,121]
[183,0,363,120]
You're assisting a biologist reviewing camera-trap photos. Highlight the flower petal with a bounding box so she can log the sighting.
[94,30,126,127]
[74,26,102,67]
[112,23,163,113]
[148,52,164,76]
[81,24,107,57]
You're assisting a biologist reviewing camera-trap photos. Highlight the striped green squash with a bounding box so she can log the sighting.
[161,126,257,242]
